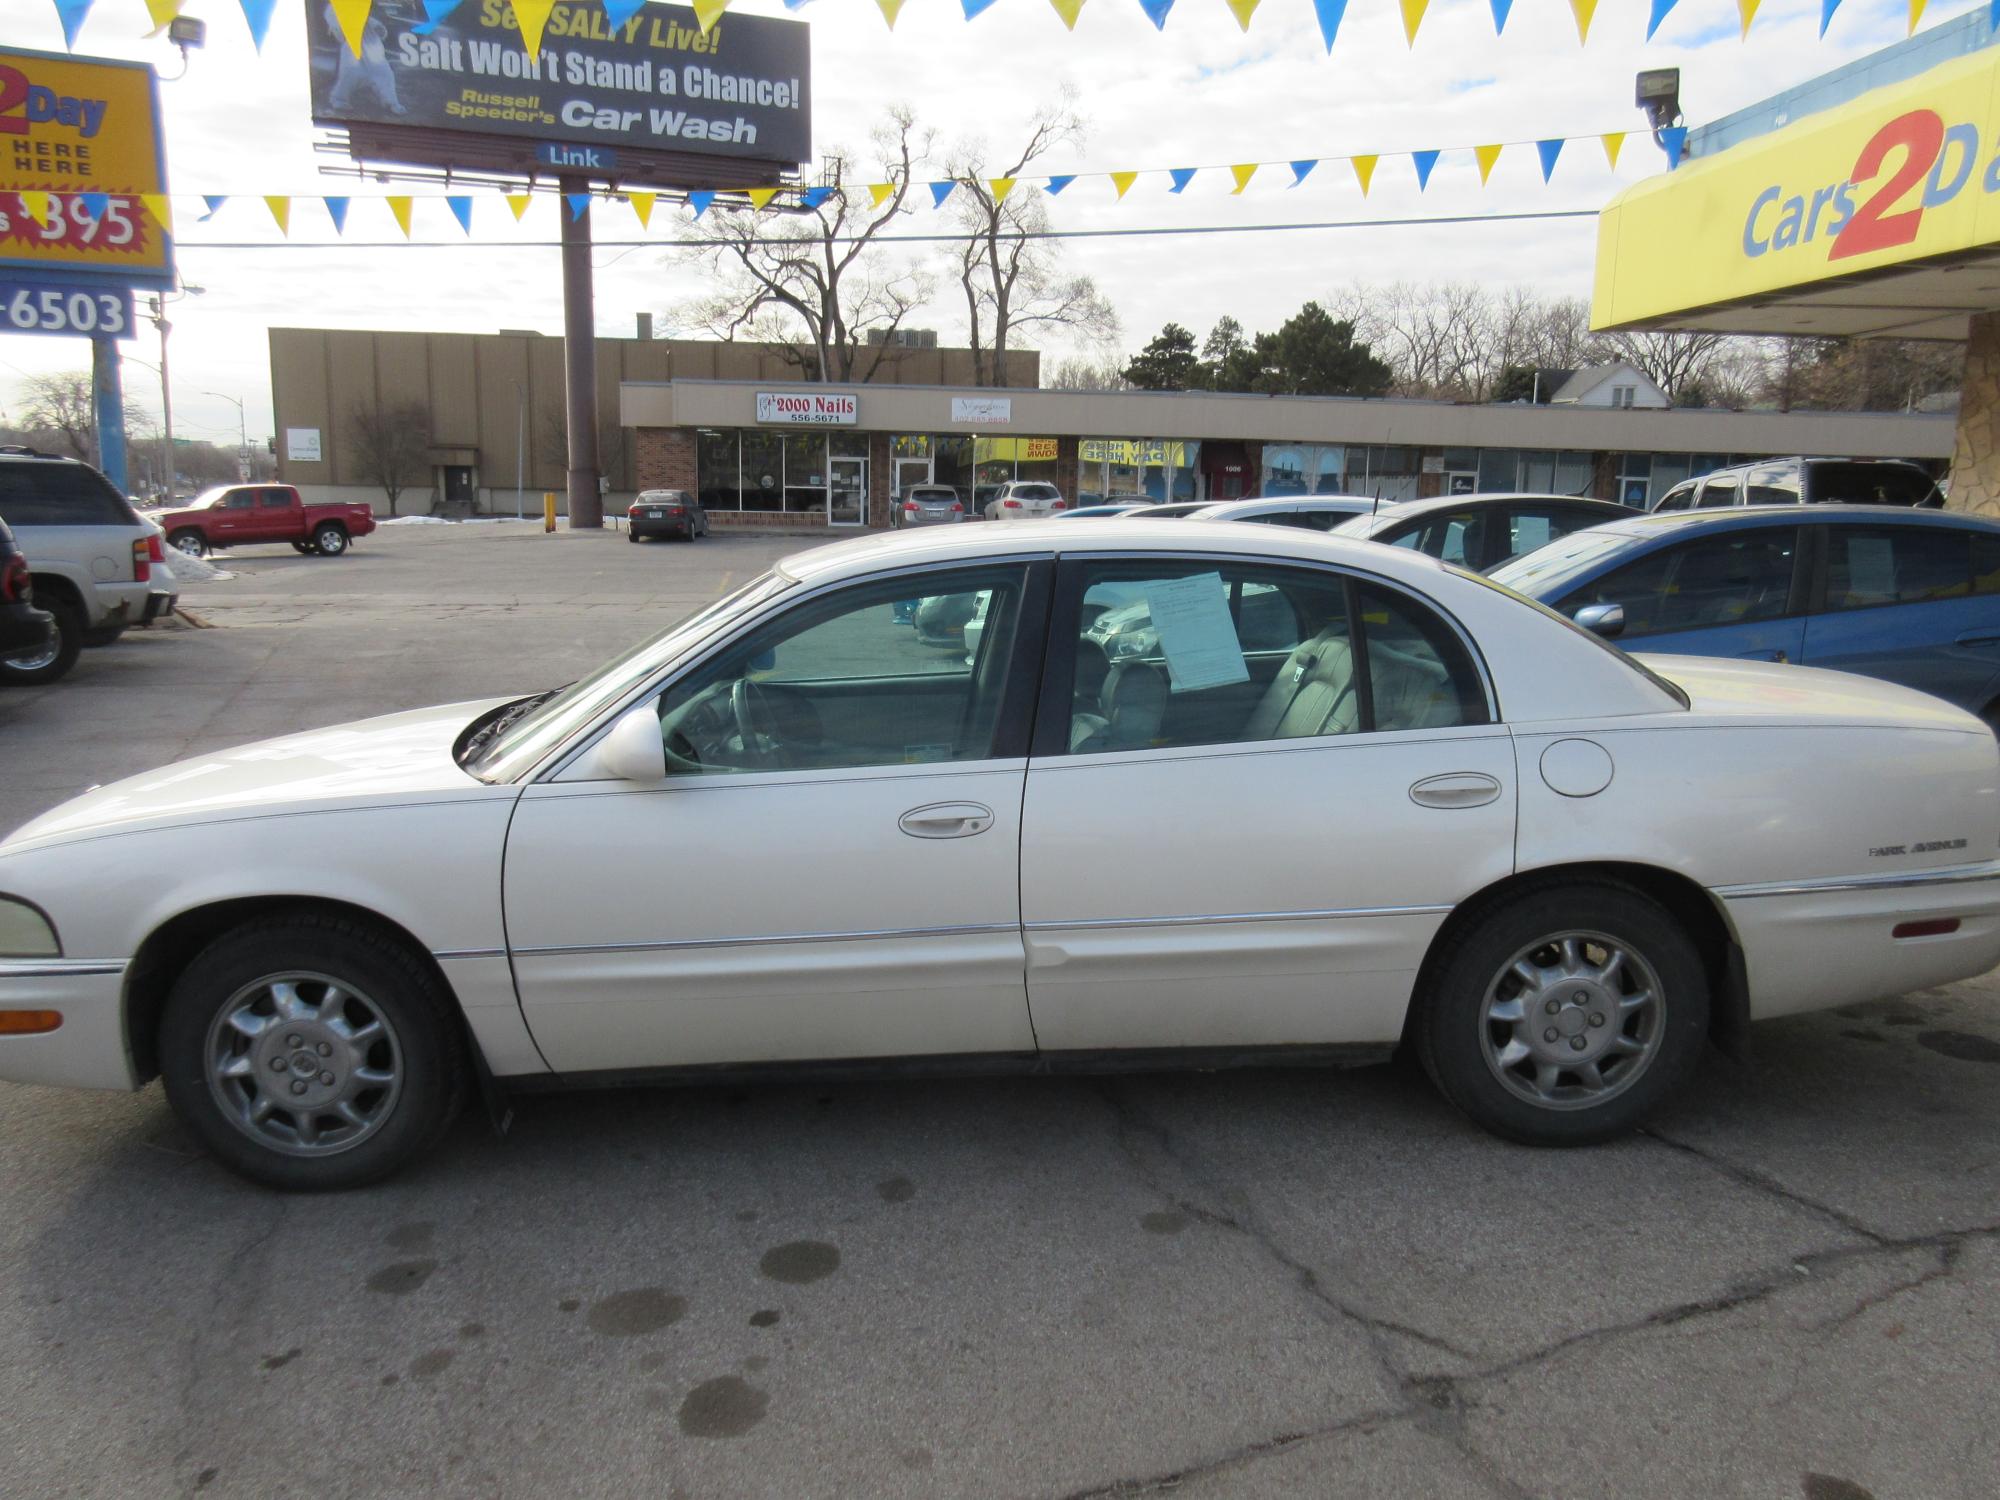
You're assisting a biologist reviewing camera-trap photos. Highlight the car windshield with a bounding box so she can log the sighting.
[189,487,235,509]
[466,570,795,782]
[1487,528,1635,597]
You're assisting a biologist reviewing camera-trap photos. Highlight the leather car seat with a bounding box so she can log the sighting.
[1070,661,1170,752]
[1241,626,1360,741]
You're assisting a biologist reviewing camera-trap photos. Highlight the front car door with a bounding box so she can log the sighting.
[1019,554,1514,1053]
[503,559,1052,1074]
[211,489,257,542]
[1553,523,1809,664]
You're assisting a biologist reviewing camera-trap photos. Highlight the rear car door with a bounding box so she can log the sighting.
[1019,554,1512,1053]
[1554,523,1808,664]
[1799,522,2000,714]
[253,489,297,542]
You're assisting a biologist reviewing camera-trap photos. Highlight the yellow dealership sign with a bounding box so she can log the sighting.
[1592,46,2000,330]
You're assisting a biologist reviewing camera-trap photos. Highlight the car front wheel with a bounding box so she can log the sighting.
[1412,884,1708,1146]
[158,915,468,1189]
[168,530,206,558]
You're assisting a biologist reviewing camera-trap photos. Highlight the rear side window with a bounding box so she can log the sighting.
[1823,526,1970,610]
[1653,483,1696,513]
[1810,463,1938,506]
[1559,528,1801,638]
[260,489,294,508]
[0,462,136,527]
[1695,477,1740,509]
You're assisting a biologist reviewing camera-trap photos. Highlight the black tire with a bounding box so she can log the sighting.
[157,914,469,1190]
[628,530,642,543]
[1411,883,1709,1146]
[312,524,349,556]
[291,541,315,555]
[168,530,206,559]
[0,592,84,686]
[81,624,126,648]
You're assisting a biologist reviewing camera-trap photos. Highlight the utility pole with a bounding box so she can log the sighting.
[558,174,603,528]
[514,378,526,520]
[146,283,203,501]
[205,390,248,479]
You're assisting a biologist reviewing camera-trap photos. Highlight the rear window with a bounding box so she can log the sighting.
[0,460,138,528]
[1808,463,1939,507]
[1013,484,1061,501]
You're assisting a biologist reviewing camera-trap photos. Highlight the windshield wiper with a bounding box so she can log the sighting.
[456,689,557,767]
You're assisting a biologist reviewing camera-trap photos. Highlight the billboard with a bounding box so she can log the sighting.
[305,0,811,182]
[0,46,173,289]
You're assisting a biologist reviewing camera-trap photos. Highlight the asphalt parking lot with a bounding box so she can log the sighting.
[3,520,1999,1500]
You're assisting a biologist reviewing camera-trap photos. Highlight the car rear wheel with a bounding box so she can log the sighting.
[291,541,315,555]
[0,593,84,686]
[312,524,349,556]
[168,530,206,559]
[158,915,468,1190]
[1412,884,1708,1145]
[628,530,642,543]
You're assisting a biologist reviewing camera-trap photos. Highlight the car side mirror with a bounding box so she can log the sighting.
[1574,602,1626,639]
[599,706,666,783]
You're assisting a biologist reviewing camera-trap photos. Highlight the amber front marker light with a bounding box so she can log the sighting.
[0,1010,62,1036]
[1893,919,1962,940]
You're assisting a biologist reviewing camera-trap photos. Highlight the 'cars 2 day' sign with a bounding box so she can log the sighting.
[756,391,858,426]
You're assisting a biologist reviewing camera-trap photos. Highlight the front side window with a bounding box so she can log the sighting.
[1558,528,1800,638]
[225,491,257,510]
[656,565,1030,775]
[1653,484,1696,513]
[1823,526,1970,611]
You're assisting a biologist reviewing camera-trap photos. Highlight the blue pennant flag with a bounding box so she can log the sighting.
[52,0,93,48]
[1818,0,1842,34]
[77,192,110,221]
[1646,0,1678,38]
[1167,168,1195,193]
[1136,0,1175,28]
[413,0,464,32]
[238,0,278,50]
[1489,0,1513,31]
[324,197,350,233]
[688,190,715,217]
[199,195,229,221]
[1535,138,1564,183]
[1045,175,1075,195]
[929,181,956,208]
[1659,126,1688,170]
[1289,159,1318,187]
[783,0,816,8]
[602,0,645,31]
[1411,151,1439,190]
[565,193,591,219]
[1311,0,1346,49]
[801,186,834,209]
[1991,0,1999,36]
[447,196,474,234]
[962,0,1001,15]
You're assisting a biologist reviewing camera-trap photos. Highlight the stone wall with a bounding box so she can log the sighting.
[1948,313,1999,516]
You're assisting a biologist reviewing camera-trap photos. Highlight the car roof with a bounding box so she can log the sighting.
[1587,503,2000,542]
[1369,492,1626,521]
[1199,496,1376,520]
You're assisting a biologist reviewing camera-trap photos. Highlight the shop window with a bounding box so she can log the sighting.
[696,429,740,511]
[740,432,783,512]
[1476,449,1520,493]
[782,433,826,514]
[830,433,870,460]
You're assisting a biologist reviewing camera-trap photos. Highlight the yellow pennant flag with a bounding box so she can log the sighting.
[875,0,906,27]
[19,191,51,227]
[629,192,656,227]
[1569,0,1597,41]
[989,177,1016,203]
[1050,0,1086,28]
[1601,132,1625,170]
[329,0,372,57]
[1474,144,1503,185]
[1399,0,1427,44]
[867,183,895,207]
[387,196,414,238]
[265,196,291,235]
[1230,164,1257,195]
[1908,0,1925,30]
[141,193,173,232]
[1224,0,1259,30]
[692,0,730,33]
[511,0,557,58]
[1737,0,1759,35]
[142,0,183,36]
[1109,171,1138,200]
[746,187,780,210]
[505,193,533,221]
[1351,155,1377,196]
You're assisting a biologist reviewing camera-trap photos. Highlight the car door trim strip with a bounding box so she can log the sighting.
[1713,859,2000,899]
[1023,905,1452,933]
[508,921,1023,959]
[0,958,125,978]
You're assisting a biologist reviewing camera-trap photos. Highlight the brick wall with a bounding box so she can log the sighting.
[634,427,695,492]
[1948,314,1996,517]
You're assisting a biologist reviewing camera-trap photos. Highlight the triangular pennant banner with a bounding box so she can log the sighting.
[77,191,110,221]
[323,196,349,232]
[801,186,834,209]
[1398,0,1427,44]
[19,192,52,227]
[1411,150,1438,189]
[691,0,729,31]
[143,0,183,36]
[1474,144,1503,185]
[963,0,1001,14]
[505,193,532,220]
[1289,159,1317,187]
[1535,138,1564,183]
[329,0,372,56]
[413,0,463,31]
[1312,0,1346,48]
[1045,174,1075,194]
[52,0,94,48]
[1569,0,1597,42]
[782,0,814,7]
[1907,0,1925,33]
[1223,0,1258,31]
[1167,168,1196,194]
[237,0,278,50]
[1136,0,1174,25]
[264,195,291,235]
[387,196,414,237]
[141,193,173,232]
[867,183,895,207]
[1050,0,1086,27]
[747,187,780,210]
[512,0,558,57]
[1737,0,1758,35]
[1660,126,1687,169]
[199,195,228,220]
[929,181,955,208]
[603,0,646,31]
[875,0,906,26]
[1229,164,1257,195]
[688,190,715,217]
[565,192,592,219]
[1489,0,1512,30]
[447,195,474,233]
[629,191,656,227]
[1990,0,1998,39]
[1647,0,1678,38]
[1351,155,1377,196]
[989,177,1016,202]
[1109,171,1138,199]
[1601,133,1625,170]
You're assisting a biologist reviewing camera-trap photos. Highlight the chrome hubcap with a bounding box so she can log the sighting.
[204,972,402,1156]
[4,635,59,671]
[173,536,202,556]
[1479,930,1664,1110]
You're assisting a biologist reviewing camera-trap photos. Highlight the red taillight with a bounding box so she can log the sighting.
[131,537,150,585]
[950,501,963,512]
[1003,499,1021,509]
[1893,918,1961,939]
[665,506,684,516]
[903,500,918,512]
[1052,500,1067,510]
[147,534,164,563]
[1,555,27,605]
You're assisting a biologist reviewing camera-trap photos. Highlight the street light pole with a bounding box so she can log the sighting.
[204,390,248,479]
[147,283,202,501]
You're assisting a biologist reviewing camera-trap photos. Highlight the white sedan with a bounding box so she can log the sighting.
[4,521,1999,1189]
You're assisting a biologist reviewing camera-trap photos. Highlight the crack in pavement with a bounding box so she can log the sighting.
[1641,1126,1892,1245]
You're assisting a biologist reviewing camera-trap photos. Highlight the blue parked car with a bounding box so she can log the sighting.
[1489,506,2000,730]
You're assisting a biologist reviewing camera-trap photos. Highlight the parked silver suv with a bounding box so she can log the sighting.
[892,484,965,528]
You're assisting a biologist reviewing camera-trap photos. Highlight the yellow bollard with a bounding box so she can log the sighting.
[543,492,557,533]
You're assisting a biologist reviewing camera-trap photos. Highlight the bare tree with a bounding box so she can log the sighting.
[673,107,935,383]
[17,371,98,461]
[945,95,1119,387]
[1586,329,1735,406]
[1335,282,1496,400]
[1045,356,1132,391]
[348,399,431,517]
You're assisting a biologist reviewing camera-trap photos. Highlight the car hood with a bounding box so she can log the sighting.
[1634,653,1987,732]
[0,697,516,854]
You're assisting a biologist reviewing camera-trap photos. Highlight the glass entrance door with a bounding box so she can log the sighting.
[829,457,867,527]
[894,457,931,504]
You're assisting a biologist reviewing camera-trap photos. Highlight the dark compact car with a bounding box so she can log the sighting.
[1649,458,1943,513]
[1491,505,2000,728]
[0,516,59,681]
[1335,493,1635,572]
[628,490,709,542]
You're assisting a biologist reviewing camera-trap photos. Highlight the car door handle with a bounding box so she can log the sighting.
[898,802,995,839]
[1409,773,1502,810]
[1955,630,2000,647]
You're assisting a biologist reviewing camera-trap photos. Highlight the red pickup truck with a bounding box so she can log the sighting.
[158,485,376,558]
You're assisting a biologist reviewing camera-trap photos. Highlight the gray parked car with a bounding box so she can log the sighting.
[893,484,966,528]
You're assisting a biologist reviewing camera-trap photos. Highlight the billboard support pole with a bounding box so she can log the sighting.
[91,337,129,496]
[559,175,603,530]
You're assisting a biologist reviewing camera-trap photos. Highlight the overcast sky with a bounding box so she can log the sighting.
[0,0,1930,448]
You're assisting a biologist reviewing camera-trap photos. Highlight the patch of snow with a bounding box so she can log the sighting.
[158,553,232,584]
[378,514,455,526]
